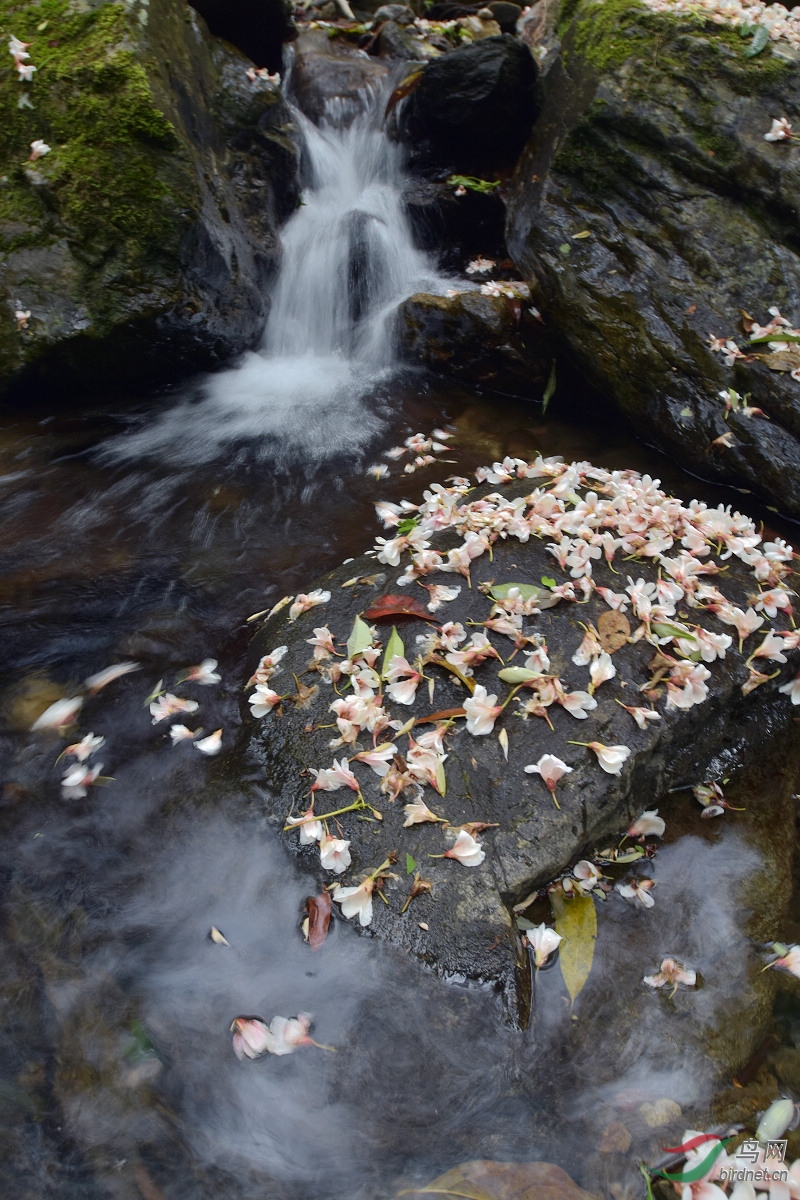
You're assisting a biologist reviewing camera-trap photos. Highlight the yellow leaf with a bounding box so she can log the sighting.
[551,890,597,1007]
[572,230,592,239]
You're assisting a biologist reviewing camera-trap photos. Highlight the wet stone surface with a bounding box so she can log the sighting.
[244,465,800,1019]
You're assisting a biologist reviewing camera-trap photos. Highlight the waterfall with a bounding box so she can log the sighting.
[100,83,442,468]
[267,94,438,363]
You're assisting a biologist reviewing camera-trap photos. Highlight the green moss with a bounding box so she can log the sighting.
[564,0,791,83]
[0,0,194,266]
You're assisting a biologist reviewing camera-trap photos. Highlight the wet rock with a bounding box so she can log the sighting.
[487,1,523,33]
[403,176,508,266]
[395,34,538,175]
[289,28,391,123]
[393,289,550,397]
[0,0,301,401]
[374,19,424,60]
[506,0,800,519]
[373,3,416,24]
[244,467,800,1018]
[188,0,297,71]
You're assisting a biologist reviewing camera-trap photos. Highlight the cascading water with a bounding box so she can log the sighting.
[102,83,442,468]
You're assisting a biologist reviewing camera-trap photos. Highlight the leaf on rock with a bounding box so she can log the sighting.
[363,594,436,623]
[744,23,770,54]
[498,666,541,684]
[597,610,630,653]
[406,853,417,875]
[382,625,406,680]
[347,614,374,659]
[760,349,800,372]
[415,707,466,724]
[551,890,597,1008]
[489,582,545,603]
[395,1158,601,1200]
[306,891,332,951]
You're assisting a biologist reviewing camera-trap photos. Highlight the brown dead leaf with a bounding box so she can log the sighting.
[306,891,332,951]
[597,610,631,653]
[684,304,696,315]
[396,1159,600,1200]
[291,679,318,709]
[740,308,755,333]
[756,350,800,372]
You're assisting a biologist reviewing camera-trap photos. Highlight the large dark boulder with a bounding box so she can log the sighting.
[0,0,300,400]
[506,0,800,519]
[289,28,391,123]
[243,460,800,1023]
[395,34,538,174]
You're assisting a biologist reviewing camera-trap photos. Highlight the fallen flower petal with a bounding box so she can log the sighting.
[84,661,139,693]
[28,138,49,160]
[644,957,696,992]
[150,693,199,724]
[169,724,198,743]
[442,829,485,867]
[524,922,563,968]
[627,809,665,839]
[332,878,375,925]
[183,658,221,685]
[230,1016,274,1060]
[403,797,446,826]
[31,695,84,733]
[319,833,351,874]
[618,877,656,907]
[194,728,222,756]
[62,732,104,761]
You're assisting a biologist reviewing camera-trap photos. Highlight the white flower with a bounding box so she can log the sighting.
[525,754,573,793]
[628,809,665,838]
[310,758,359,792]
[169,724,198,743]
[443,829,485,867]
[150,693,199,724]
[765,116,793,141]
[16,61,36,81]
[184,658,221,685]
[249,684,282,718]
[8,35,30,59]
[465,256,496,274]
[524,923,562,968]
[285,806,322,845]
[403,798,445,826]
[31,696,84,732]
[84,661,139,693]
[587,741,630,774]
[333,879,375,925]
[28,139,49,160]
[62,732,104,761]
[288,589,330,621]
[644,958,696,992]
[15,308,30,328]
[61,762,103,799]
[194,729,222,756]
[319,833,351,874]
[589,652,616,690]
[462,684,502,736]
[779,673,800,704]
[618,878,655,907]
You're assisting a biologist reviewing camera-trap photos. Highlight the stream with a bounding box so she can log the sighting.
[1,81,799,1200]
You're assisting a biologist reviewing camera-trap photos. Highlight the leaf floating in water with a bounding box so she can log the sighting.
[597,610,630,653]
[306,891,332,951]
[395,1158,601,1199]
[209,926,229,946]
[551,889,597,1008]
[363,594,435,623]
[346,614,374,659]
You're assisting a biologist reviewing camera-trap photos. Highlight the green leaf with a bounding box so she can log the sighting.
[397,516,420,535]
[435,757,447,796]
[747,330,800,345]
[382,625,405,680]
[347,614,374,659]
[446,173,501,194]
[651,621,696,642]
[551,890,597,1007]
[498,666,541,684]
[542,360,557,413]
[611,847,645,864]
[489,582,545,602]
[744,23,769,54]
[406,853,417,875]
[558,243,571,256]
[541,576,557,588]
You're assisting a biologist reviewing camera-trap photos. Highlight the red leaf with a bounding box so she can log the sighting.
[415,707,466,724]
[363,594,437,623]
[307,892,332,951]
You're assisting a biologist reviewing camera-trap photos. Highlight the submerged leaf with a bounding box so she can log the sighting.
[551,890,597,1007]
[306,891,332,951]
[347,614,374,659]
[396,1158,601,1199]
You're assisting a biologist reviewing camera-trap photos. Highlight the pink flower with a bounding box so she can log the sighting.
[525,754,573,796]
[403,798,446,826]
[230,1016,275,1060]
[306,626,337,659]
[463,685,502,736]
[249,684,282,718]
[62,732,104,761]
[644,957,696,994]
[150,693,199,724]
[618,877,655,907]
[230,1013,319,1059]
[385,655,422,705]
[61,762,103,800]
[310,758,359,792]
[288,590,330,621]
[285,804,322,845]
[443,830,485,867]
[765,116,793,141]
[351,744,395,777]
[183,658,221,685]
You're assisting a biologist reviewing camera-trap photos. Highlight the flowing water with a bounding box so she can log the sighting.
[1,85,799,1200]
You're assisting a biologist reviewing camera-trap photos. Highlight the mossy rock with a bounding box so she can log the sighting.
[507,0,800,517]
[0,0,300,398]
